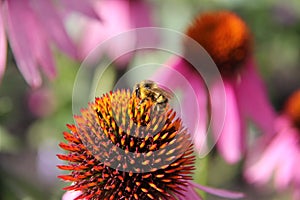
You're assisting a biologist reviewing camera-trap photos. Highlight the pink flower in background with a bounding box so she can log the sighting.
[245,90,300,200]
[0,0,98,88]
[154,11,276,163]
[27,87,56,117]
[78,0,154,67]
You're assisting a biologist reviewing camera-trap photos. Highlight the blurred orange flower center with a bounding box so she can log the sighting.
[186,11,252,76]
[284,90,300,129]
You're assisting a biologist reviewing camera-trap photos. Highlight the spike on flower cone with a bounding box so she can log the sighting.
[57,89,195,199]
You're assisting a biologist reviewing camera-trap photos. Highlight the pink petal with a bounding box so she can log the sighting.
[294,153,300,185]
[179,184,203,200]
[129,0,153,28]
[274,144,297,189]
[236,58,276,137]
[273,129,299,189]
[189,181,245,199]
[35,43,57,80]
[99,0,131,37]
[62,190,82,200]
[79,0,131,60]
[152,58,208,148]
[183,73,208,156]
[153,58,210,156]
[0,8,7,82]
[31,0,78,59]
[212,79,244,163]
[4,0,42,87]
[6,0,56,85]
[60,0,101,20]
[79,0,155,66]
[78,18,105,60]
[153,57,195,86]
[244,129,294,185]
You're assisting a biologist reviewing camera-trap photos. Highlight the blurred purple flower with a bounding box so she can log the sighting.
[27,87,56,117]
[154,11,276,163]
[272,3,299,26]
[78,0,154,67]
[245,90,300,199]
[0,0,98,87]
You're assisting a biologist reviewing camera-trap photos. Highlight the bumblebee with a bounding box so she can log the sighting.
[133,80,173,111]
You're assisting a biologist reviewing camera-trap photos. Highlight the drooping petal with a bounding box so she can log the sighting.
[178,184,203,200]
[62,190,82,200]
[274,142,297,189]
[153,58,209,155]
[79,0,155,66]
[78,0,131,60]
[273,126,299,189]
[183,73,208,156]
[153,57,195,86]
[129,0,153,28]
[0,7,7,82]
[236,58,276,137]
[189,181,245,199]
[77,16,104,60]
[5,0,57,86]
[294,154,300,187]
[20,2,57,80]
[60,0,101,20]
[244,126,295,185]
[31,0,78,59]
[4,0,41,87]
[212,79,244,163]
[35,41,57,80]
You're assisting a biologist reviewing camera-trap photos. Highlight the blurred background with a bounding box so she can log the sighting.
[0,0,300,199]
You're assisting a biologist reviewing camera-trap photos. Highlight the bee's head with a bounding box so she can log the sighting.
[143,83,152,89]
[142,80,155,89]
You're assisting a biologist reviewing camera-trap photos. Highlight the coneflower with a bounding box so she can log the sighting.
[58,88,244,199]
[245,90,300,200]
[154,11,276,163]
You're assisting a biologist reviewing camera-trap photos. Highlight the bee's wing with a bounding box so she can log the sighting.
[152,86,174,99]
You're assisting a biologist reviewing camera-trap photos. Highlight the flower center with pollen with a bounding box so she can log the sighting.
[284,90,300,130]
[186,11,252,77]
[57,89,195,200]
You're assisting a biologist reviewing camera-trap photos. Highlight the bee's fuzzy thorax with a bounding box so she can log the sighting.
[134,80,173,112]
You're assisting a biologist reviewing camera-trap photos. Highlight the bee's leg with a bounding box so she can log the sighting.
[139,97,148,105]
[137,97,152,126]
[155,103,164,112]
[138,97,152,109]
